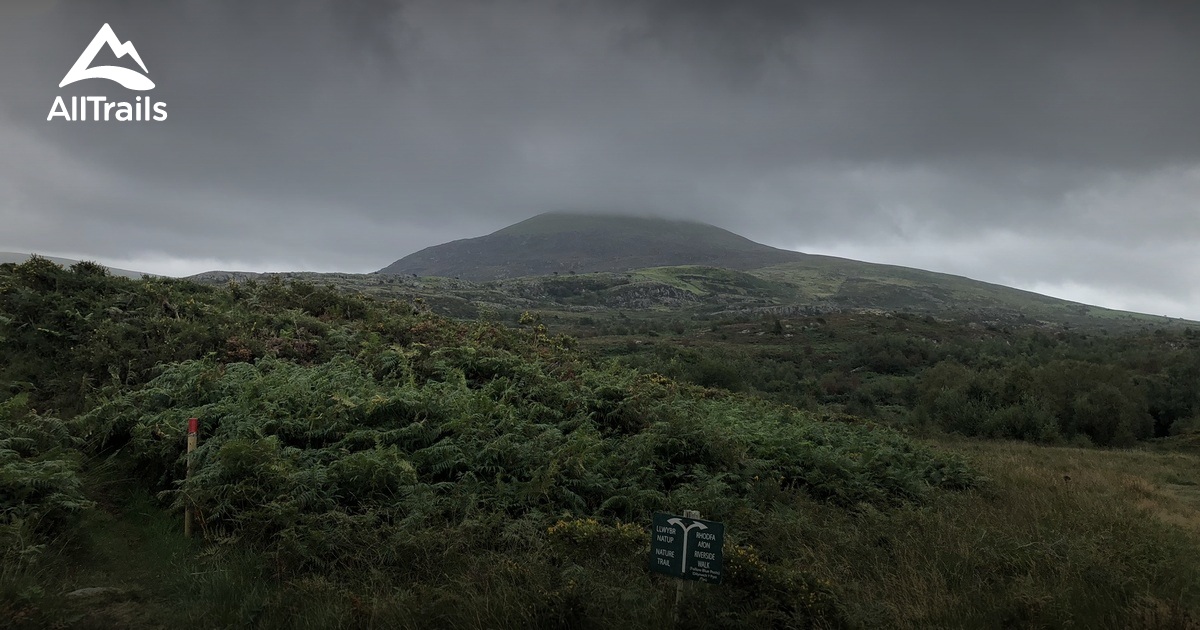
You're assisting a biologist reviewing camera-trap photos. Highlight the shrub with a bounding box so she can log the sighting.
[79,352,979,574]
[0,395,92,566]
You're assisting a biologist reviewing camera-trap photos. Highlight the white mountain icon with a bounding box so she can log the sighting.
[59,23,155,91]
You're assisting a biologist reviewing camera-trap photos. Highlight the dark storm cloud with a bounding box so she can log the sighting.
[0,0,1198,317]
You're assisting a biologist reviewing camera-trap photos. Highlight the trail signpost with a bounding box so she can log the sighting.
[649,511,725,584]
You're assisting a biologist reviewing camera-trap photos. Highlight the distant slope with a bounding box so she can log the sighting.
[641,263,1176,325]
[379,212,805,279]
[368,213,1193,328]
[0,252,152,279]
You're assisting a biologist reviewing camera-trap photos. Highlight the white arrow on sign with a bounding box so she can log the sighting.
[667,518,708,573]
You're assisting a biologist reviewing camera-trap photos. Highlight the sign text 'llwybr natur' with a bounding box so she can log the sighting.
[649,512,724,584]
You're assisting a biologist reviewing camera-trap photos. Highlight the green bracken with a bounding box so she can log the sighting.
[0,256,1197,628]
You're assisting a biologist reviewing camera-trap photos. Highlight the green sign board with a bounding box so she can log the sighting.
[649,512,724,583]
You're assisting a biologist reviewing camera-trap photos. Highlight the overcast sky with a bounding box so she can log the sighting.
[1,0,1198,319]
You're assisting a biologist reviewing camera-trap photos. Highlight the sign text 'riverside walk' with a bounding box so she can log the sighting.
[649,512,725,584]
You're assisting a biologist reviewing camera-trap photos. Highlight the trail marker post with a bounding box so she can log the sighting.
[184,417,198,538]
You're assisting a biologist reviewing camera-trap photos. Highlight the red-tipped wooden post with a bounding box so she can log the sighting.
[184,418,198,538]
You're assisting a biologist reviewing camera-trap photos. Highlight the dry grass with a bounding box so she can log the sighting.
[793,438,1200,628]
[956,439,1200,537]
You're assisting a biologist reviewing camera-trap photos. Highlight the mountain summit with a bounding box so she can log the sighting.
[379,212,803,280]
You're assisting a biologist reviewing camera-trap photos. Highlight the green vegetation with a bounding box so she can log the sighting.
[194,261,1190,334]
[1,394,91,574]
[599,311,1200,448]
[2,256,1198,628]
[360,212,1191,330]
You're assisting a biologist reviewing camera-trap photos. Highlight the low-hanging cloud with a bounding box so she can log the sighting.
[1,0,1198,318]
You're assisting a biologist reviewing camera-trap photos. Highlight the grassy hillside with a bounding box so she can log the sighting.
[754,259,1171,324]
[5,256,1198,628]
[179,212,1162,330]
[192,264,1190,333]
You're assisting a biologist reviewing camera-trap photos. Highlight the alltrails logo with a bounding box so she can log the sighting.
[47,23,167,122]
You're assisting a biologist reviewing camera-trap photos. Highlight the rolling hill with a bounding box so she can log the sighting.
[378,212,804,279]
[369,213,1187,328]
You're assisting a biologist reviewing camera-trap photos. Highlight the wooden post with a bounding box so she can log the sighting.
[184,418,198,538]
[673,509,701,628]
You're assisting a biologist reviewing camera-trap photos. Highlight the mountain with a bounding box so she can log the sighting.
[379,212,805,279]
[0,252,152,279]
[370,213,1189,328]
